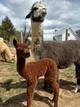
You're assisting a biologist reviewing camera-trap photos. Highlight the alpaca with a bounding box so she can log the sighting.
[13,38,59,107]
[0,38,15,62]
[25,1,46,59]
[40,40,80,92]
[25,1,80,92]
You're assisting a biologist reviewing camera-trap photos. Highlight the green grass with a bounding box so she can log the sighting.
[63,65,75,79]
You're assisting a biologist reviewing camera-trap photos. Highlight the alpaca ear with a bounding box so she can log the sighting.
[25,13,31,19]
[13,39,18,48]
[25,10,33,19]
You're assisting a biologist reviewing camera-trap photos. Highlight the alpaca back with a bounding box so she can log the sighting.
[40,40,80,69]
[23,58,57,80]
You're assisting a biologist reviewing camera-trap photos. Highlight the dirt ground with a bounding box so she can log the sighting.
[0,49,80,107]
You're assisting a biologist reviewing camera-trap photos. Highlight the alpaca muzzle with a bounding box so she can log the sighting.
[42,8,47,16]
[26,52,30,57]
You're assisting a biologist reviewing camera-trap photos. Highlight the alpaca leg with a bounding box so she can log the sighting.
[75,63,80,92]
[50,81,59,107]
[27,80,37,107]
[43,79,53,93]
[44,69,59,93]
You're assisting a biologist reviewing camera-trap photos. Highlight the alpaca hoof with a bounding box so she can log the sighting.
[74,88,78,93]
[74,85,79,93]
[22,101,27,106]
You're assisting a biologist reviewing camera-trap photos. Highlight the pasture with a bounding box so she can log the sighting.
[0,48,80,107]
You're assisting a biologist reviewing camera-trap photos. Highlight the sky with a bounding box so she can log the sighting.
[0,0,80,31]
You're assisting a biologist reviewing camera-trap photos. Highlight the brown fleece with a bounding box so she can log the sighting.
[13,39,59,107]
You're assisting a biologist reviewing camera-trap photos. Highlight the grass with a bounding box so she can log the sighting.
[0,61,26,104]
[0,59,77,106]
[63,65,75,78]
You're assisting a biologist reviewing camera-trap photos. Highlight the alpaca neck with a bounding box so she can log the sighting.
[31,21,43,37]
[31,21,43,56]
[17,57,25,77]
[31,21,43,60]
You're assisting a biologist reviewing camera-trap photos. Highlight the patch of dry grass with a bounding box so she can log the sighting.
[0,61,26,104]
[0,55,78,107]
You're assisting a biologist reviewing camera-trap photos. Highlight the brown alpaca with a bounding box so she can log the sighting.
[13,39,59,107]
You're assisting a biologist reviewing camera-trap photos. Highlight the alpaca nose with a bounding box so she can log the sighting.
[42,9,47,16]
[26,52,30,57]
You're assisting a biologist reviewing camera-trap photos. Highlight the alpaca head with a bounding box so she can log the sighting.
[25,1,47,22]
[13,39,30,58]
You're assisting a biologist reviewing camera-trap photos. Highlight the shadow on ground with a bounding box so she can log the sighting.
[0,78,76,107]
[0,92,53,107]
[60,79,76,91]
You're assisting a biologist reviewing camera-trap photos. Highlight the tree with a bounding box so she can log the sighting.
[1,16,16,41]
[0,25,2,37]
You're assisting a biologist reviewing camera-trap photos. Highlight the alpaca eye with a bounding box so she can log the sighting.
[33,7,38,10]
[24,49,27,53]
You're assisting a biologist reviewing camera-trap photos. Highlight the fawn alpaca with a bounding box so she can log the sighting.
[13,39,59,107]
